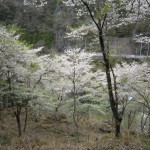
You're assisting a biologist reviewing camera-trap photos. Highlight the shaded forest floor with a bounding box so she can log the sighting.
[0,109,150,150]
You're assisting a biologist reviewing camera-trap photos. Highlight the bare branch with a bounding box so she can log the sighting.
[101,13,107,29]
[131,85,150,108]
[80,0,101,31]
[146,0,150,7]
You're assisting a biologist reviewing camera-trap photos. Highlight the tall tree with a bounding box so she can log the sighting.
[63,0,150,137]
[38,48,104,142]
[0,25,44,136]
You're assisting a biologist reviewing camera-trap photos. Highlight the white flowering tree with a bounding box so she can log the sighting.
[0,25,45,136]
[133,35,150,55]
[34,48,106,142]
[63,0,150,137]
[64,0,150,46]
[112,62,150,132]
[23,0,48,7]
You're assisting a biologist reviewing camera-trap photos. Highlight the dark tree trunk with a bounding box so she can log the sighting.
[23,106,28,132]
[0,102,2,121]
[73,105,80,143]
[16,114,22,137]
[13,104,22,137]
[80,0,123,138]
[115,118,122,137]
[98,30,122,137]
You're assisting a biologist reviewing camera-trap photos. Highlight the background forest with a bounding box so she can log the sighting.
[0,0,150,150]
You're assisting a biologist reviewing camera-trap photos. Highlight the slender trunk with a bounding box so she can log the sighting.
[14,105,22,137]
[80,0,122,137]
[147,42,149,56]
[127,111,136,130]
[140,107,147,133]
[73,101,79,143]
[23,106,28,132]
[72,68,80,143]
[127,112,131,130]
[16,114,22,137]
[0,102,2,121]
[115,118,122,137]
[98,30,122,137]
[140,42,142,55]
[141,114,144,133]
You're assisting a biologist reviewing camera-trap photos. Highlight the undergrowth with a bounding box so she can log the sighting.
[0,109,150,150]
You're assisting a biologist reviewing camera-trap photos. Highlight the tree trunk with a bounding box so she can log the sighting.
[16,115,22,137]
[14,104,22,137]
[80,0,122,137]
[127,111,136,130]
[23,106,28,132]
[0,102,2,121]
[72,68,80,143]
[73,106,80,143]
[147,42,150,56]
[115,118,122,137]
[98,30,122,137]
[140,42,142,55]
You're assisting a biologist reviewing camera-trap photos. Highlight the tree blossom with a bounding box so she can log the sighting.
[23,0,47,7]
[63,0,150,42]
[0,25,46,105]
[133,35,150,44]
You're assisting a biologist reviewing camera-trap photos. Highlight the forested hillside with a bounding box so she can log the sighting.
[0,0,150,54]
[0,0,150,150]
[0,0,76,53]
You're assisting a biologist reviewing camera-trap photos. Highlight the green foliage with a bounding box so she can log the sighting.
[0,134,11,146]
[108,23,135,37]
[2,23,33,48]
[0,79,7,86]
[92,60,104,71]
[143,57,150,65]
[30,62,39,71]
[120,75,128,84]
[118,8,127,18]
[101,2,111,15]
[0,0,57,50]
[108,17,150,37]
[108,146,114,150]
[79,97,101,105]
[4,23,20,32]
[143,139,150,145]
[20,31,55,48]
[109,56,122,67]
[136,17,150,35]
[0,0,16,22]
